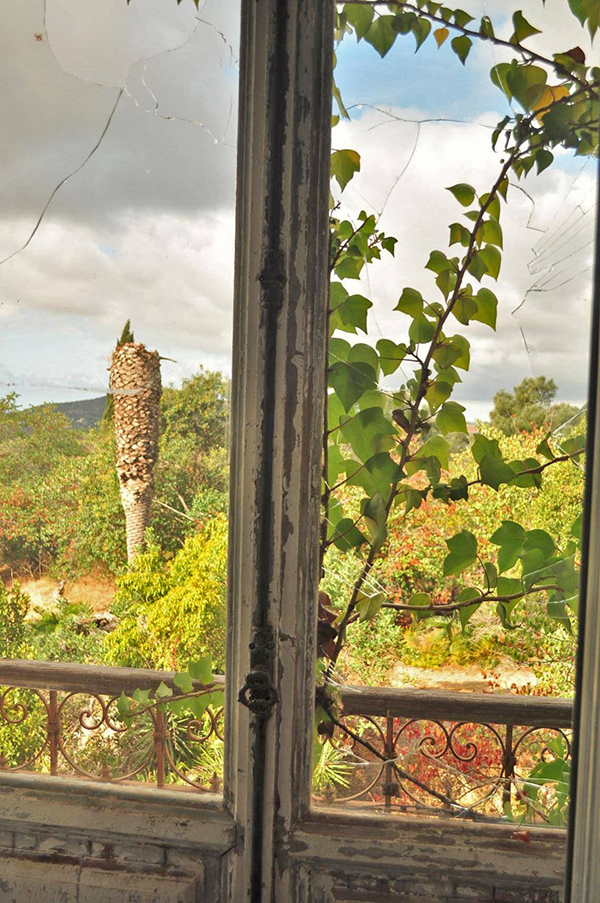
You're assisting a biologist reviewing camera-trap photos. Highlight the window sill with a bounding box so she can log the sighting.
[0,771,235,853]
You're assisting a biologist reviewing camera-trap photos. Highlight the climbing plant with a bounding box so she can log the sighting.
[320,0,597,684]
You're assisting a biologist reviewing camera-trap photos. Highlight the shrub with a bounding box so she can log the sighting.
[105,515,228,671]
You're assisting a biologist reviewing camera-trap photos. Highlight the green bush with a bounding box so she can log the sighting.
[0,581,29,657]
[105,515,228,671]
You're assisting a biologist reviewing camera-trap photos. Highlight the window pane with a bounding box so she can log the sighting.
[316,0,597,838]
[0,0,239,794]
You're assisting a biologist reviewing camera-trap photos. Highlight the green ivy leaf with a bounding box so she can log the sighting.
[348,342,380,378]
[547,600,572,632]
[452,295,478,325]
[174,672,194,693]
[484,561,498,590]
[471,433,501,465]
[478,218,503,249]
[339,406,394,461]
[409,315,436,345]
[433,341,462,369]
[472,287,498,330]
[404,487,426,513]
[568,0,600,39]
[448,334,470,370]
[333,518,366,551]
[458,587,481,628]
[361,492,388,551]
[496,600,520,630]
[395,287,424,316]
[451,35,472,65]
[436,401,467,435]
[334,255,364,280]
[409,591,432,610]
[357,590,386,621]
[330,285,372,335]
[467,253,488,282]
[480,192,501,221]
[365,452,405,497]
[411,16,432,50]
[454,9,475,27]
[415,435,450,470]
[117,691,132,717]
[376,339,407,375]
[536,149,554,174]
[364,16,398,57]
[491,521,526,573]
[329,337,351,364]
[511,10,541,43]
[447,183,476,206]
[331,149,361,191]
[132,688,151,706]
[479,244,502,279]
[443,530,477,576]
[344,2,375,40]
[571,511,583,543]
[523,529,555,561]
[480,15,495,38]
[155,681,173,699]
[329,361,376,412]
[479,453,516,490]
[449,475,469,501]
[188,657,213,684]
[449,222,471,246]
[497,576,523,596]
[325,498,345,538]
[425,250,453,274]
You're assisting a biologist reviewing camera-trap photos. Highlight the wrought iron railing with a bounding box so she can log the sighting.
[0,660,573,821]
[0,660,224,792]
[321,685,572,823]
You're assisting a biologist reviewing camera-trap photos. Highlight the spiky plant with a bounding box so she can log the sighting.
[110,340,161,563]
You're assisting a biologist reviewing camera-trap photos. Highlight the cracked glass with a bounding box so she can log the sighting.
[0,0,239,794]
[315,0,598,844]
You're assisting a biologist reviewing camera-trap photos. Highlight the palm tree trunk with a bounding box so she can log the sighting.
[110,343,162,563]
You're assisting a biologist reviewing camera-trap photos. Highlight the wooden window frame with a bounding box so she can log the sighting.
[565,165,600,903]
[0,3,596,901]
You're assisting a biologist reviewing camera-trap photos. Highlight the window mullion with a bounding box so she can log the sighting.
[224,1,334,901]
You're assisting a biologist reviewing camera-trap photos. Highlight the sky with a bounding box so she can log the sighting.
[0,0,597,419]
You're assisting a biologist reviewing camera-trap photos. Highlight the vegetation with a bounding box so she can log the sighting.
[489,376,579,436]
[0,0,598,810]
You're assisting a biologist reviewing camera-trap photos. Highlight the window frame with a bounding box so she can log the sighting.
[565,159,600,903]
[0,3,597,901]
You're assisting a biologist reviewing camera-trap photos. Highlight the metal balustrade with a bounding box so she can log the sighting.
[0,660,573,822]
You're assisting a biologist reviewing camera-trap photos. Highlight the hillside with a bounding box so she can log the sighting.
[51,396,107,429]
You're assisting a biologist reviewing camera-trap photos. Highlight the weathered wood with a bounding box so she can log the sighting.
[224,1,335,901]
[289,810,566,886]
[340,684,573,729]
[0,771,234,853]
[0,661,572,730]
[0,659,224,697]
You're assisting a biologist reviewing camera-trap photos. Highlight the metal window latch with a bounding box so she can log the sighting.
[238,626,278,719]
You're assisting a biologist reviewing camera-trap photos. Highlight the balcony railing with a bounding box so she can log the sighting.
[323,685,572,823]
[0,659,225,793]
[0,660,572,821]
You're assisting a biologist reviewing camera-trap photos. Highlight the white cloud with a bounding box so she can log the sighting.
[332,103,596,417]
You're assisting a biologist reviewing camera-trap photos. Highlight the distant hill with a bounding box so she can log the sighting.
[51,396,108,430]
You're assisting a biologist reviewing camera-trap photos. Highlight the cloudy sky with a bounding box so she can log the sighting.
[0,0,597,418]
